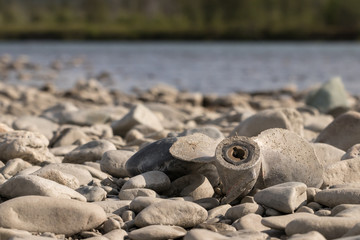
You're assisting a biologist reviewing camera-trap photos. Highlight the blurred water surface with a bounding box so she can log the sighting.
[1,41,360,94]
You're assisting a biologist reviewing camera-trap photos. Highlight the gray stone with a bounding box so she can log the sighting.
[35,168,80,189]
[316,111,360,151]
[177,126,224,142]
[183,229,227,240]
[261,213,317,230]
[121,170,170,193]
[207,204,232,220]
[102,229,128,240]
[230,108,304,137]
[254,182,307,213]
[194,197,220,210]
[111,104,163,137]
[287,231,326,240]
[50,127,91,148]
[32,163,93,186]
[343,222,360,238]
[0,196,107,235]
[121,210,135,222]
[166,174,214,200]
[0,175,86,201]
[12,116,58,140]
[50,145,78,156]
[76,186,107,202]
[315,188,360,207]
[41,102,79,124]
[128,225,187,240]
[311,143,344,167]
[285,217,359,240]
[306,77,349,113]
[323,158,360,187]
[198,222,236,233]
[254,129,323,188]
[61,109,112,126]
[0,158,32,177]
[100,150,133,178]
[169,133,219,162]
[225,203,264,222]
[303,113,334,132]
[315,209,332,216]
[296,206,315,214]
[342,144,360,160]
[63,140,116,164]
[0,130,56,165]
[232,213,270,231]
[125,137,203,180]
[129,196,164,213]
[118,188,159,200]
[93,199,130,215]
[102,218,121,233]
[0,228,32,239]
[135,199,208,228]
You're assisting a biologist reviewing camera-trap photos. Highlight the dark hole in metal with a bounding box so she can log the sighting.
[226,146,248,163]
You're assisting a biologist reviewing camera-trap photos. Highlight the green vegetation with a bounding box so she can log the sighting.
[1,0,360,40]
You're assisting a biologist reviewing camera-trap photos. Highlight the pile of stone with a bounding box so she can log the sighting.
[0,77,359,240]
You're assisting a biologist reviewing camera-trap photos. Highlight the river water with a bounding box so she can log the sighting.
[1,41,360,94]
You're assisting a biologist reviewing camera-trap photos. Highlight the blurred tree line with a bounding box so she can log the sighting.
[0,0,359,40]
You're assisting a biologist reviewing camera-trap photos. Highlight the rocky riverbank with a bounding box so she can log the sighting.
[0,77,359,240]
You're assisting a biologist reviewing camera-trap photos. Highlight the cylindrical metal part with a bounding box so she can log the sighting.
[214,136,262,204]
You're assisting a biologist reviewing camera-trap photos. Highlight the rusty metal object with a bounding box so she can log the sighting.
[214,136,262,204]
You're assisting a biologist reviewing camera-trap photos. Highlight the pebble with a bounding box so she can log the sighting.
[225,203,264,222]
[323,157,360,187]
[311,142,344,167]
[306,77,350,114]
[316,111,360,151]
[254,182,307,213]
[93,199,130,215]
[0,130,56,165]
[315,188,360,207]
[230,108,304,137]
[118,188,159,200]
[134,199,208,228]
[0,158,32,177]
[207,204,232,220]
[128,225,187,240]
[194,197,220,210]
[121,170,170,193]
[169,133,219,162]
[232,213,270,231]
[166,174,214,200]
[0,175,86,201]
[76,186,107,202]
[125,137,202,179]
[287,231,326,240]
[285,216,359,239]
[0,196,107,235]
[12,116,59,140]
[0,228,32,239]
[32,163,93,186]
[63,139,116,164]
[35,168,80,189]
[342,143,360,160]
[261,212,317,230]
[129,196,163,213]
[51,127,91,147]
[111,104,163,137]
[100,150,133,178]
